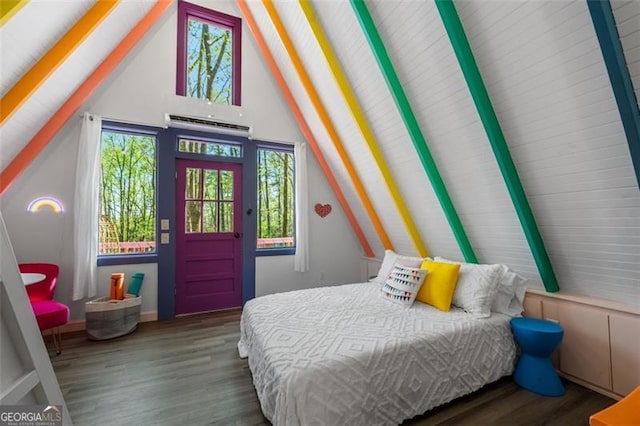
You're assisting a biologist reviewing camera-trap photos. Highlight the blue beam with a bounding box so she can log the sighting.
[587,0,640,188]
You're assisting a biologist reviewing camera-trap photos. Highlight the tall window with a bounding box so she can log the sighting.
[257,146,295,250]
[177,1,242,105]
[99,129,156,256]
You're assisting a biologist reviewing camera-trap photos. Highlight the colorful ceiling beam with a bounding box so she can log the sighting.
[0,1,173,196]
[435,0,559,292]
[350,0,477,263]
[298,1,429,258]
[0,0,28,26]
[0,1,119,125]
[587,0,640,189]
[236,0,375,257]
[262,0,393,253]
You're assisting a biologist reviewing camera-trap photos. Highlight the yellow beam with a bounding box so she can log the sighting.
[298,1,429,257]
[0,0,28,26]
[0,0,119,125]
[262,0,394,252]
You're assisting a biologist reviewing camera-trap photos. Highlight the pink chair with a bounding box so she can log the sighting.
[19,263,69,355]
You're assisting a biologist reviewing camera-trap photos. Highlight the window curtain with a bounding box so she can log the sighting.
[72,113,102,300]
[294,142,309,272]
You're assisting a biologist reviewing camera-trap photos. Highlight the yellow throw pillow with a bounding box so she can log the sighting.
[416,260,461,311]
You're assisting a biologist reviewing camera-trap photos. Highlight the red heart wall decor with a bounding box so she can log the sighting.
[314,203,332,218]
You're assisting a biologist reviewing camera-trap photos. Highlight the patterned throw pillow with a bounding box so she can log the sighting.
[381,263,427,307]
[372,250,426,284]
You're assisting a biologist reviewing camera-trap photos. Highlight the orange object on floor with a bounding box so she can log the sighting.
[590,386,640,426]
[110,273,124,300]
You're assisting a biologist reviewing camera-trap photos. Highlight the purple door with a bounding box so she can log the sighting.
[175,159,242,315]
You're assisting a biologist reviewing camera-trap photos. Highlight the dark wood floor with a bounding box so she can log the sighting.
[51,309,614,425]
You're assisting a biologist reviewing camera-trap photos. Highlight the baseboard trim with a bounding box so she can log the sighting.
[558,372,622,401]
[60,311,158,334]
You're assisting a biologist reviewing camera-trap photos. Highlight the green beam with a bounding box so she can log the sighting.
[435,0,559,292]
[350,0,478,263]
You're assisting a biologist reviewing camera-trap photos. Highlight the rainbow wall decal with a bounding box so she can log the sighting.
[28,197,65,213]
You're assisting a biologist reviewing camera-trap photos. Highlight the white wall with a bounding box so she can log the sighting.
[1,0,362,321]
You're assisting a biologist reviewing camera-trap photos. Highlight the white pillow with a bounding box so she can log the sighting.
[434,257,503,318]
[380,263,427,307]
[491,265,528,317]
[373,250,425,284]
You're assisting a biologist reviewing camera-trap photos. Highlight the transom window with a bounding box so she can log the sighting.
[178,138,242,157]
[177,1,242,105]
[99,129,156,256]
[257,145,295,250]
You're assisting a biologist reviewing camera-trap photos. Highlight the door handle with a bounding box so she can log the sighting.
[234,232,241,239]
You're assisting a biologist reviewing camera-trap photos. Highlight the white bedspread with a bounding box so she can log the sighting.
[238,282,515,425]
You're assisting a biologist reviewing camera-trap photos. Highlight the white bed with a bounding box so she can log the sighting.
[238,281,516,425]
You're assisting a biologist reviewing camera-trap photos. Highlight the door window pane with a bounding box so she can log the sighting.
[220,170,234,200]
[203,170,218,200]
[220,202,234,232]
[185,201,202,233]
[203,201,218,233]
[186,168,201,199]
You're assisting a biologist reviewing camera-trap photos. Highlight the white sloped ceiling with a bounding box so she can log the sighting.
[247,0,639,303]
[457,0,640,302]
[311,0,463,260]
[273,1,421,257]
[612,0,640,107]
[1,1,94,95]
[366,0,539,281]
[1,1,157,173]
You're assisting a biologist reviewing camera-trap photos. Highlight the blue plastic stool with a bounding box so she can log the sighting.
[510,317,565,396]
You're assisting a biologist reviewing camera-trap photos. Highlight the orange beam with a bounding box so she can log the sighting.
[262,0,393,252]
[0,1,119,125]
[0,0,29,27]
[236,0,375,257]
[0,1,173,196]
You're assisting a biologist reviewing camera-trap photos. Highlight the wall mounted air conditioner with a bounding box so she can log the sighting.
[164,113,253,138]
[162,94,254,137]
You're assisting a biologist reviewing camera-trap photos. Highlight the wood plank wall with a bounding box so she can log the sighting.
[611,0,640,105]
